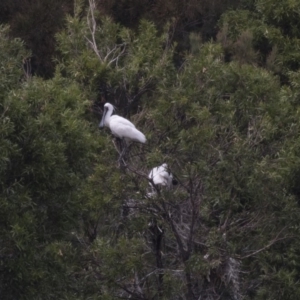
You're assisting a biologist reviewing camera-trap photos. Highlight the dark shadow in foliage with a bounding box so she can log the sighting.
[0,0,76,78]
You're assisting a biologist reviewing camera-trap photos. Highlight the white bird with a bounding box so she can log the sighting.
[99,103,146,163]
[148,163,178,196]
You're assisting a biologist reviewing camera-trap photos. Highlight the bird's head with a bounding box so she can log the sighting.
[99,102,115,128]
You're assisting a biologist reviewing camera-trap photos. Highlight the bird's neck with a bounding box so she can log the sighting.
[105,108,113,126]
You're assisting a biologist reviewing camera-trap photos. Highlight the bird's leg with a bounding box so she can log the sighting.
[112,138,122,155]
[112,138,127,167]
[118,139,128,166]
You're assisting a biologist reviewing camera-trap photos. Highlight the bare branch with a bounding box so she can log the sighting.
[240,227,292,259]
[86,0,127,66]
[86,0,103,62]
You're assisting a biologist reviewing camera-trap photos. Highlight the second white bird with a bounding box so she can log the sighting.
[148,163,177,188]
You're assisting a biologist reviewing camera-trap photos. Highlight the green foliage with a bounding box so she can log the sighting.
[56,5,175,110]
[140,42,300,299]
[68,29,300,298]
[1,1,300,299]
[0,0,75,77]
[0,25,29,96]
[218,3,300,78]
[0,29,103,298]
[55,6,300,298]
[256,0,300,37]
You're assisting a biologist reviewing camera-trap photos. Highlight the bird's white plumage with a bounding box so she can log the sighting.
[99,103,146,144]
[148,163,173,188]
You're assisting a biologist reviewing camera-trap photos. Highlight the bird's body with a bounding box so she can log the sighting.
[147,163,177,197]
[108,115,146,144]
[148,163,177,188]
[99,103,146,163]
[99,103,146,144]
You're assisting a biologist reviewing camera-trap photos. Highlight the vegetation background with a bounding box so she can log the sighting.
[1,0,300,299]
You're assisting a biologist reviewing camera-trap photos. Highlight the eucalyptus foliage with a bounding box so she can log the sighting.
[1,0,300,299]
[218,1,300,78]
[54,3,300,299]
[0,25,101,299]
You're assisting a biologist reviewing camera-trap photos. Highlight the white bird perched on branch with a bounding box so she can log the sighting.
[148,163,177,196]
[99,102,146,163]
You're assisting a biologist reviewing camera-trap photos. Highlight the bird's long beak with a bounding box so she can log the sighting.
[99,108,107,128]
